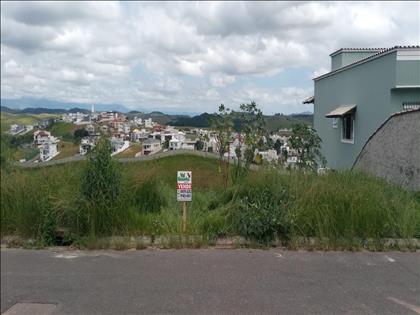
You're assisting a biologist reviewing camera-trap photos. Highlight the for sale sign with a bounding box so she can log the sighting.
[177,171,192,201]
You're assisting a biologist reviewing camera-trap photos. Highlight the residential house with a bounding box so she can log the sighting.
[39,138,59,162]
[33,130,52,146]
[312,46,420,169]
[142,138,161,155]
[79,137,96,155]
[85,124,95,135]
[131,128,149,142]
[110,137,130,156]
[169,138,183,150]
[144,118,154,128]
[37,119,52,129]
[181,139,196,150]
[257,149,278,163]
[204,136,218,153]
[133,116,143,125]
[9,124,25,135]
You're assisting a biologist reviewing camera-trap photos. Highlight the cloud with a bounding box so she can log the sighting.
[1,1,419,114]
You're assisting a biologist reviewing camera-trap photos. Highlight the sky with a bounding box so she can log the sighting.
[1,1,419,114]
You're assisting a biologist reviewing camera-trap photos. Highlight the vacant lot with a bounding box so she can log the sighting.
[1,154,419,249]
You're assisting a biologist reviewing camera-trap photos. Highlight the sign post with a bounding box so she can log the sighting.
[177,171,192,232]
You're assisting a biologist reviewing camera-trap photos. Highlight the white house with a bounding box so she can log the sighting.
[133,116,143,125]
[131,128,149,142]
[110,137,130,156]
[182,139,197,150]
[33,130,54,146]
[142,138,161,155]
[79,137,96,155]
[144,118,154,128]
[257,149,278,163]
[169,138,182,150]
[85,124,95,135]
[39,139,59,162]
[9,124,25,135]
[204,137,218,152]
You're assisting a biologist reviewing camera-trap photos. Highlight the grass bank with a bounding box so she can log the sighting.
[1,155,419,249]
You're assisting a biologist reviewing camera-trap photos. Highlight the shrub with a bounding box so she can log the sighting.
[227,173,293,243]
[134,179,167,213]
[80,136,123,236]
[40,207,57,246]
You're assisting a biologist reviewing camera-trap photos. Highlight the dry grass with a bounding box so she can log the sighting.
[53,141,80,160]
[114,143,142,158]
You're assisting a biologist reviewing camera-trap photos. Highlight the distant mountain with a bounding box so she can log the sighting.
[0,106,90,115]
[171,113,214,127]
[171,112,312,132]
[1,97,131,113]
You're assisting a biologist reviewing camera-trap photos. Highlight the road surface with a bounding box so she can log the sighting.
[1,248,419,314]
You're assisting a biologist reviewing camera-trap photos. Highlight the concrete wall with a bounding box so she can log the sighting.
[353,110,420,190]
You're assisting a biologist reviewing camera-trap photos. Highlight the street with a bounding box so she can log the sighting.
[1,248,419,314]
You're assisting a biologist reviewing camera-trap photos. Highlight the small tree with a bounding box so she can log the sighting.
[273,138,284,155]
[289,124,325,172]
[236,101,267,168]
[163,139,170,149]
[80,136,122,236]
[74,128,89,143]
[211,104,234,190]
[195,140,204,151]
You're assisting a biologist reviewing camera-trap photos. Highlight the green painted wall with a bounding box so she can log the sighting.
[331,51,379,71]
[396,60,420,86]
[315,50,420,169]
[331,54,342,71]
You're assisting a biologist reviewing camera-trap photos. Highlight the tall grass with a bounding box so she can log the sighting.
[1,155,419,247]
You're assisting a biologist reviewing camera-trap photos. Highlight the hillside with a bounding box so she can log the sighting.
[1,107,313,134]
[171,112,312,132]
[1,111,59,132]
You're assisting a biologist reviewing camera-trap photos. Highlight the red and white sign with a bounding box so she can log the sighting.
[177,183,192,190]
[177,171,192,201]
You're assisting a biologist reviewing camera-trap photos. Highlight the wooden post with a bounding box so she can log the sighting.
[182,201,187,233]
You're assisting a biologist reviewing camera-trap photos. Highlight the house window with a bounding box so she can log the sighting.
[341,114,354,143]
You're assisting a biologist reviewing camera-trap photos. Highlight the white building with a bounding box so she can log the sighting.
[85,124,95,135]
[79,137,96,155]
[182,139,196,150]
[110,137,130,156]
[34,130,53,146]
[133,116,143,125]
[257,149,279,163]
[131,128,149,142]
[204,137,218,152]
[169,138,182,150]
[142,138,161,155]
[39,139,59,162]
[9,124,25,135]
[144,118,154,128]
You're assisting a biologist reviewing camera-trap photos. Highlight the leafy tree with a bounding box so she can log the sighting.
[237,101,266,167]
[80,136,122,236]
[195,140,204,151]
[163,139,170,149]
[74,128,89,143]
[211,104,234,190]
[289,124,325,171]
[273,138,284,155]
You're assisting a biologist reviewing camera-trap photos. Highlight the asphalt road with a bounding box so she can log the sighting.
[1,248,419,314]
